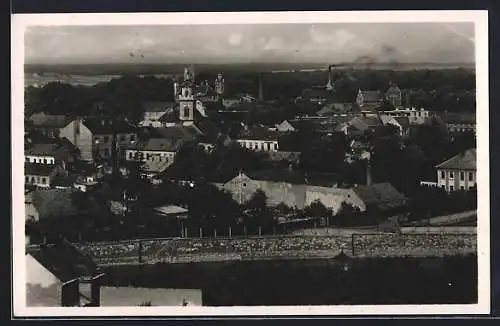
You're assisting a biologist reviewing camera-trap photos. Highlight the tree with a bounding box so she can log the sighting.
[338,202,360,215]
[304,200,331,218]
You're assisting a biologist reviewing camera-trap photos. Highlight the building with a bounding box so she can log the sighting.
[60,117,137,162]
[140,102,177,127]
[275,120,297,133]
[355,89,384,108]
[349,182,408,213]
[26,240,105,307]
[27,113,73,139]
[25,163,63,188]
[236,126,281,152]
[433,111,476,135]
[25,139,79,170]
[381,108,430,125]
[435,148,476,192]
[316,103,354,117]
[125,138,181,178]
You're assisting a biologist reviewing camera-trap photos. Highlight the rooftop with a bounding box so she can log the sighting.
[27,239,103,283]
[83,118,137,135]
[359,90,383,103]
[25,163,58,176]
[237,125,282,141]
[28,113,72,129]
[436,148,476,170]
[244,169,307,185]
[127,138,182,152]
[142,101,177,113]
[352,182,408,210]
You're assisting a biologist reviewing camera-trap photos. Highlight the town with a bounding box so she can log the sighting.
[24,64,478,307]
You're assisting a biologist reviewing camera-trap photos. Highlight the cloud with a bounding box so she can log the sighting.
[228,33,244,46]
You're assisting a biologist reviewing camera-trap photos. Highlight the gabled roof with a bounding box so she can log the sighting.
[379,115,400,127]
[25,140,77,161]
[142,159,172,174]
[25,163,58,176]
[83,118,137,135]
[154,205,188,216]
[28,114,72,129]
[193,119,221,142]
[127,138,181,152]
[158,107,180,123]
[142,101,177,113]
[27,239,103,283]
[237,125,282,141]
[352,182,407,210]
[436,148,476,170]
[244,169,306,185]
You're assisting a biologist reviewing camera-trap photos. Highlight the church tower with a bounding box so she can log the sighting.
[214,73,224,102]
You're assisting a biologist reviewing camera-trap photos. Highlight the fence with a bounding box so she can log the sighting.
[74,233,477,266]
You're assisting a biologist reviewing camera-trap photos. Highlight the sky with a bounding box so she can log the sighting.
[24,22,475,65]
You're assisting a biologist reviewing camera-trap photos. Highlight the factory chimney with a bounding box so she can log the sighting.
[366,155,372,186]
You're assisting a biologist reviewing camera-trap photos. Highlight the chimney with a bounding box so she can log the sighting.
[258,73,264,102]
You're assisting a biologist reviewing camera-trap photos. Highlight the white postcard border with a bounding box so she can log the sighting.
[11,10,490,317]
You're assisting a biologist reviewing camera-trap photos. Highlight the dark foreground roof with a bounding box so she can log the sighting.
[245,169,306,185]
[27,239,103,283]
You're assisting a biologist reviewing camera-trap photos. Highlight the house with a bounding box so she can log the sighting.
[215,170,308,208]
[25,139,79,170]
[379,115,403,136]
[275,120,297,133]
[349,182,408,213]
[140,102,177,127]
[27,113,73,139]
[316,103,354,117]
[433,111,476,135]
[393,116,411,137]
[25,163,63,188]
[59,117,138,162]
[125,138,181,177]
[348,116,382,137]
[435,148,476,192]
[26,239,105,307]
[24,188,102,223]
[355,89,383,108]
[236,125,281,152]
[381,108,430,125]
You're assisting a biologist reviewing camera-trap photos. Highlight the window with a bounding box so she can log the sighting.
[25,157,28,162]
[130,135,136,142]
[274,143,278,150]
[460,171,465,181]
[460,186,465,191]
[450,186,454,192]
[104,136,109,143]
[25,176,28,183]
[183,106,190,118]
[43,159,47,164]
[449,171,454,179]
[441,171,445,179]
[104,148,110,157]
[128,152,133,160]
[31,177,35,183]
[41,177,46,184]
[469,172,473,181]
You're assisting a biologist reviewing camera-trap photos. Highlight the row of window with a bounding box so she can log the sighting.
[25,176,47,185]
[127,151,173,162]
[94,134,136,144]
[25,157,55,164]
[240,141,279,151]
[440,170,474,181]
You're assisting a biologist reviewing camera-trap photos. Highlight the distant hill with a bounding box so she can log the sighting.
[24,62,475,76]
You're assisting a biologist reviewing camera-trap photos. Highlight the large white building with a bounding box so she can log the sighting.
[436,148,477,192]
